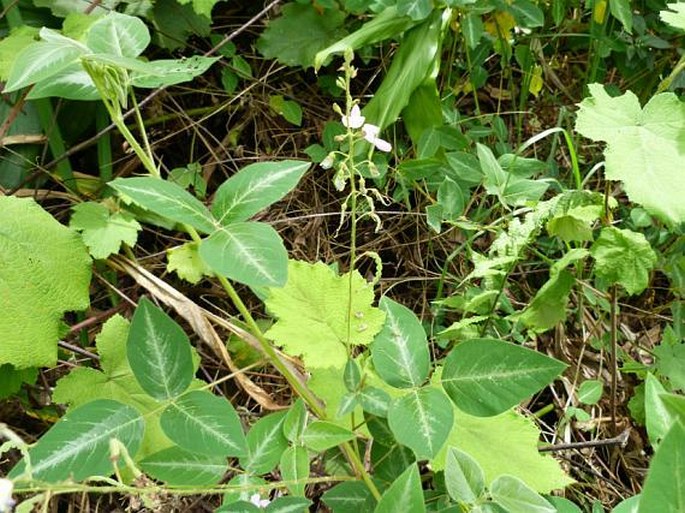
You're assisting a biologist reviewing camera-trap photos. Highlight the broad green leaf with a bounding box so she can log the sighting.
[212,160,310,225]
[218,501,261,513]
[241,411,288,475]
[432,405,572,492]
[462,13,484,49]
[3,41,83,93]
[176,0,221,18]
[653,337,685,391]
[437,177,465,221]
[200,222,287,288]
[9,399,144,482]
[490,475,555,513]
[612,495,640,513]
[33,0,114,17]
[518,271,575,332]
[388,387,453,460]
[322,481,375,513]
[160,390,247,457]
[265,260,385,369]
[661,3,685,31]
[397,0,433,20]
[131,56,220,88]
[609,0,633,31]
[266,496,312,513]
[575,85,685,225]
[577,380,603,405]
[509,0,545,27]
[0,196,91,368]
[109,177,216,234]
[638,421,685,513]
[0,365,37,400]
[372,297,430,388]
[151,0,212,51]
[86,12,150,58]
[0,26,39,81]
[644,373,673,446]
[403,81,443,146]
[302,421,355,452]
[442,339,566,416]
[547,205,603,242]
[279,445,309,496]
[444,447,485,504]
[359,386,392,417]
[590,227,656,295]
[167,242,211,284]
[283,398,308,444]
[28,65,99,101]
[256,3,346,68]
[222,474,269,507]
[139,446,227,486]
[269,96,303,126]
[70,201,141,259]
[546,496,583,513]
[127,298,194,400]
[344,359,362,391]
[374,464,425,513]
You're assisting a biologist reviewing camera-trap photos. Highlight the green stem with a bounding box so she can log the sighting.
[657,53,685,93]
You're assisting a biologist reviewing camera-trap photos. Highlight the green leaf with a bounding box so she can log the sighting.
[372,297,430,388]
[0,364,37,400]
[388,388,453,460]
[358,386,392,417]
[0,26,39,82]
[86,12,150,57]
[374,464,425,513]
[302,421,355,451]
[241,411,288,475]
[28,64,98,101]
[577,380,603,405]
[546,497,583,513]
[279,445,309,496]
[0,196,91,368]
[139,446,227,486]
[3,41,83,93]
[653,337,685,391]
[176,0,221,18]
[70,202,141,259]
[546,205,603,242]
[444,446,485,504]
[160,390,247,457]
[150,0,212,51]
[609,0,633,32]
[462,13,484,49]
[109,177,216,234]
[9,399,144,482]
[509,0,545,27]
[397,0,433,20]
[257,3,346,68]
[590,227,656,295]
[283,398,308,444]
[266,496,312,513]
[490,475,556,513]
[638,421,685,513]
[518,271,575,332]
[437,177,465,221]
[167,242,211,284]
[322,481,375,513]
[661,3,685,31]
[265,260,385,369]
[441,338,566,416]
[130,56,219,88]
[644,373,673,446]
[200,222,288,288]
[612,495,641,513]
[269,95,303,126]
[127,298,194,400]
[212,160,310,225]
[575,85,685,225]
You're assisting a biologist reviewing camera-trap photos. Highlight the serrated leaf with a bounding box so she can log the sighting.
[265,260,385,369]
[590,226,656,295]
[9,400,144,482]
[257,3,346,68]
[575,85,685,225]
[279,445,309,496]
[127,298,194,400]
[0,197,91,368]
[241,411,288,475]
[490,475,555,513]
[374,464,425,513]
[139,446,227,486]
[109,177,216,234]
[70,202,141,259]
[212,160,309,225]
[200,222,287,288]
[441,338,566,416]
[372,297,430,388]
[86,12,150,57]
[167,242,211,284]
[638,421,685,513]
[445,447,485,504]
[387,387,453,460]
[302,421,355,451]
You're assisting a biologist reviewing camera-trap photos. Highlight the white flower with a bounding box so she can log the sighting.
[320,152,336,170]
[341,105,365,129]
[361,124,392,152]
[249,493,270,508]
[0,478,14,513]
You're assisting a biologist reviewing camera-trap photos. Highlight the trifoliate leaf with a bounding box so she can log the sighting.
[167,242,211,284]
[70,201,141,259]
[590,227,657,295]
[265,260,385,369]
[256,3,346,68]
[661,3,685,31]
[575,85,685,225]
[53,315,203,458]
[0,196,91,368]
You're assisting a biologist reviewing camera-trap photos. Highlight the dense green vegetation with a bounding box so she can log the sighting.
[1,0,684,511]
